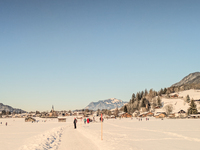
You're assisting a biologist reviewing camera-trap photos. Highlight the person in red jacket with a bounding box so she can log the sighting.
[87,118,89,124]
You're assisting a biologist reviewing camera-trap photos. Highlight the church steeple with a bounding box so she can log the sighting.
[52,105,54,112]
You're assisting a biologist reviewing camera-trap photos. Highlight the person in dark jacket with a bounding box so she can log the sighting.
[73,118,77,129]
[100,117,104,122]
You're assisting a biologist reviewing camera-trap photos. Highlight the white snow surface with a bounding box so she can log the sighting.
[159,89,200,113]
[1,116,200,150]
[0,118,67,150]
[110,98,121,103]
[177,89,200,100]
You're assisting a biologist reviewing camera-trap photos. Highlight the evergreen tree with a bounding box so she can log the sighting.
[145,89,148,96]
[159,88,163,96]
[140,98,144,108]
[2,110,6,115]
[131,93,135,103]
[136,92,141,101]
[132,93,135,99]
[186,95,190,103]
[188,100,198,115]
[141,91,144,99]
[129,99,131,104]
[129,103,136,114]
[124,105,128,113]
[157,96,162,107]
[138,92,141,100]
[97,109,100,116]
[36,111,40,114]
[163,88,167,94]
[148,89,155,101]
[136,98,139,110]
[171,86,175,93]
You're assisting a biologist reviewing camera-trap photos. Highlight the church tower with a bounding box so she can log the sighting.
[52,105,54,112]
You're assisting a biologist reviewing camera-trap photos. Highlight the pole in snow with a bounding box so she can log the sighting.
[101,113,103,140]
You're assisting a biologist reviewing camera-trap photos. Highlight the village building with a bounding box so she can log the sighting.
[138,112,148,117]
[154,106,161,109]
[2,115,12,118]
[146,112,154,117]
[137,112,154,117]
[176,110,187,118]
[49,105,58,117]
[168,113,175,118]
[188,114,200,118]
[121,113,132,118]
[64,113,71,116]
[118,112,125,117]
[25,117,36,122]
[154,112,166,118]
[132,111,139,117]
[140,107,148,112]
[58,117,67,122]
[170,94,179,98]
[110,115,116,118]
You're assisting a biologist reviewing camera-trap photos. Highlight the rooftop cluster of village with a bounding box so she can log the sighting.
[1,89,200,120]
[123,90,200,119]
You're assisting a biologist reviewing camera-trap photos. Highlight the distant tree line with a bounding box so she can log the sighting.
[1,110,11,115]
[121,88,164,114]
[168,83,200,93]
[123,82,200,115]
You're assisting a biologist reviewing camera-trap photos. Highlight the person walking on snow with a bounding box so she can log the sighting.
[73,118,77,129]
[84,118,86,124]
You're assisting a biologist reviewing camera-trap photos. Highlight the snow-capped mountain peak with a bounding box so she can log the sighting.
[85,98,127,110]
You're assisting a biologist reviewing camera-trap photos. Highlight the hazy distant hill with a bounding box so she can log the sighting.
[0,103,26,113]
[85,98,127,110]
[172,72,200,87]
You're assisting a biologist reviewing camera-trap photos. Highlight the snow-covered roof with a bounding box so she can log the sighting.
[189,114,200,117]
[57,116,67,119]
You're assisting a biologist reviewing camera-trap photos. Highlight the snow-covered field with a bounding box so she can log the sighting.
[1,89,200,150]
[0,117,67,150]
[1,116,200,150]
[156,89,200,113]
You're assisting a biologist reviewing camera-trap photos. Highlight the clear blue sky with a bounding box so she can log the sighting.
[0,0,200,112]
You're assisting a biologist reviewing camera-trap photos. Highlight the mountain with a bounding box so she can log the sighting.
[85,98,127,110]
[172,72,200,87]
[0,103,26,113]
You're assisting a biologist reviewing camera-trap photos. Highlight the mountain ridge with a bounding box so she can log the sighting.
[0,103,26,113]
[85,98,127,110]
[172,72,200,87]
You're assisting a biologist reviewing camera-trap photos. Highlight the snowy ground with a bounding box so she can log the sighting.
[0,117,68,150]
[1,117,200,150]
[156,89,200,113]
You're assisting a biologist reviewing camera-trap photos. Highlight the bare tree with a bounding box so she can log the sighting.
[108,110,112,116]
[151,97,157,111]
[114,107,119,117]
[164,104,173,116]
